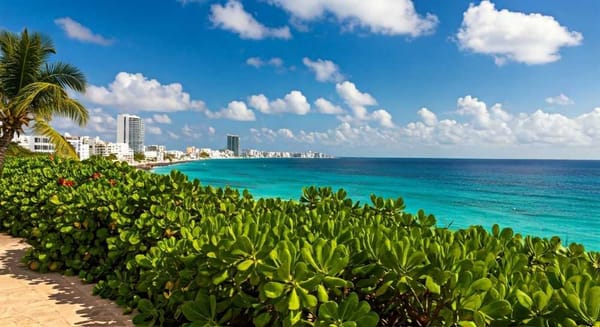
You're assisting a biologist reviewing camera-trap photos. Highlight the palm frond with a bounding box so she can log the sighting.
[40,62,87,92]
[31,118,78,159]
[12,82,88,126]
[43,98,88,126]
[0,29,55,97]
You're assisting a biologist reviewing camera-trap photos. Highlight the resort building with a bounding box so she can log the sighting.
[227,134,240,157]
[116,114,144,153]
[166,150,185,160]
[13,135,55,153]
[65,134,90,160]
[88,136,134,162]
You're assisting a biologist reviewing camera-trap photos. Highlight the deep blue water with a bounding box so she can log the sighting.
[153,158,600,251]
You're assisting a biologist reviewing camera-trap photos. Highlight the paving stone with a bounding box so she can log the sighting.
[0,233,133,326]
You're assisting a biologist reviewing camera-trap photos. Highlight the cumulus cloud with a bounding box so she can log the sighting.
[84,72,206,112]
[55,17,114,45]
[303,58,344,82]
[278,128,295,138]
[152,114,172,124]
[335,81,393,127]
[404,96,598,146]
[54,107,116,138]
[208,126,216,135]
[546,94,574,106]
[315,98,344,115]
[210,0,291,40]
[418,107,437,126]
[146,126,163,135]
[268,0,437,36]
[212,101,256,121]
[456,1,583,65]
[248,91,310,115]
[250,122,397,148]
[251,96,600,158]
[371,109,394,128]
[167,131,180,139]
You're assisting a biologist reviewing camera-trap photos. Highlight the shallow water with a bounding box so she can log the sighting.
[153,158,600,251]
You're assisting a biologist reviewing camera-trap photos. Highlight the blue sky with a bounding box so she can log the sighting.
[1,0,600,158]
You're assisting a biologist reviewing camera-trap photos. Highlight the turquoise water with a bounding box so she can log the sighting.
[153,158,600,251]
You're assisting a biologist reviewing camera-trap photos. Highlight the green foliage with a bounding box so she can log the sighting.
[0,156,599,327]
[5,142,42,157]
[134,153,145,162]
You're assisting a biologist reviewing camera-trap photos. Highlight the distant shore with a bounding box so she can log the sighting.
[130,159,200,170]
[134,156,337,171]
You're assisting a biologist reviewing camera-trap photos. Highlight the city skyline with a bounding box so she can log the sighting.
[2,1,600,158]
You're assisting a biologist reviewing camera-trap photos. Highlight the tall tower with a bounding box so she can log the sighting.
[227,134,240,157]
[116,114,144,153]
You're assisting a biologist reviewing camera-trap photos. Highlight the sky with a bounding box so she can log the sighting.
[1,0,600,158]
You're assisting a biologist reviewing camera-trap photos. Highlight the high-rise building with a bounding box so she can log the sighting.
[227,134,240,157]
[116,114,144,153]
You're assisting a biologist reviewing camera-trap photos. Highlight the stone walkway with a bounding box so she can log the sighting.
[0,233,133,326]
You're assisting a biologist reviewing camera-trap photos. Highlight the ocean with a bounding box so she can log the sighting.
[152,158,600,251]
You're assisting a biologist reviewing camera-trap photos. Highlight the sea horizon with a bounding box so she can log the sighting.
[154,157,600,251]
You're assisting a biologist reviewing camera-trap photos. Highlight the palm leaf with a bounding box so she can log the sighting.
[11,82,88,126]
[39,62,86,92]
[31,118,78,159]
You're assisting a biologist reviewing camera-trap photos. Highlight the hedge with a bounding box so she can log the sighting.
[0,156,598,326]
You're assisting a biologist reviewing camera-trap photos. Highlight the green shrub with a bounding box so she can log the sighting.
[0,156,598,326]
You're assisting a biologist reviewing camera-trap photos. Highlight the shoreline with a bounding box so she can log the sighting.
[134,157,338,171]
[130,159,202,170]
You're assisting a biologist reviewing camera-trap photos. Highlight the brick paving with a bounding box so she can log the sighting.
[0,233,133,326]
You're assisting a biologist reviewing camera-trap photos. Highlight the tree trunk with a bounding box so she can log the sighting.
[0,131,15,176]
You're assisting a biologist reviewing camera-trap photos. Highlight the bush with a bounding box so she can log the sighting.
[0,156,598,326]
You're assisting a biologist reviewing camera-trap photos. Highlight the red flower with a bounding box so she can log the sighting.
[57,178,75,187]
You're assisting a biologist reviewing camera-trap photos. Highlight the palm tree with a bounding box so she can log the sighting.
[0,29,88,174]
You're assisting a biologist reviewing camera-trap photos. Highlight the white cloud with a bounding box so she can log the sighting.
[457,95,491,129]
[210,0,291,40]
[336,81,377,118]
[246,57,285,69]
[54,17,114,45]
[335,81,393,127]
[268,0,437,37]
[182,124,193,137]
[177,0,206,5]
[54,107,116,139]
[546,93,574,106]
[152,114,172,124]
[418,107,437,126]
[371,109,394,128]
[167,132,180,139]
[253,97,600,158]
[208,126,216,135]
[213,101,256,121]
[403,95,597,147]
[248,90,310,115]
[278,128,295,138]
[146,126,163,135]
[315,98,344,114]
[456,1,583,65]
[303,58,343,82]
[84,72,206,112]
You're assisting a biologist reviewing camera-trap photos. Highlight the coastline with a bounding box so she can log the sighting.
[137,156,338,171]
[130,158,202,170]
